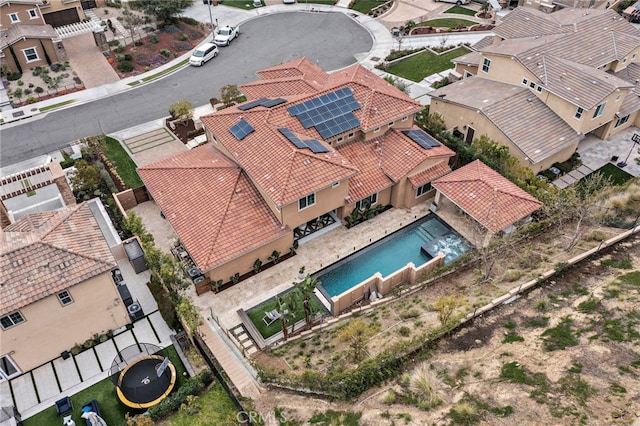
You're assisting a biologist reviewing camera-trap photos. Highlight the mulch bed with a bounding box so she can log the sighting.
[108,21,207,78]
[165,118,205,144]
[410,24,494,35]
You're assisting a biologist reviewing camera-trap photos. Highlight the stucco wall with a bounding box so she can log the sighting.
[330,254,445,315]
[0,272,129,372]
[281,183,349,230]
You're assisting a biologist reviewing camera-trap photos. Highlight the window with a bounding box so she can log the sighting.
[464,71,473,78]
[536,86,542,93]
[337,136,343,143]
[298,193,315,210]
[57,290,73,306]
[615,114,630,127]
[9,13,19,23]
[22,47,39,62]
[0,355,20,380]
[401,116,408,121]
[574,107,584,120]
[521,78,528,85]
[616,93,621,101]
[529,81,536,89]
[355,193,377,210]
[374,126,381,133]
[388,121,394,127]
[593,102,606,118]
[481,58,491,73]
[348,132,355,138]
[633,53,637,60]
[1,311,24,329]
[28,9,38,19]
[331,182,340,188]
[623,57,627,63]
[416,182,433,197]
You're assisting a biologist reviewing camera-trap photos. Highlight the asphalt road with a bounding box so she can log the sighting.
[0,12,372,166]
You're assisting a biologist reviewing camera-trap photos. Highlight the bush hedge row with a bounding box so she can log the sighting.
[147,369,213,421]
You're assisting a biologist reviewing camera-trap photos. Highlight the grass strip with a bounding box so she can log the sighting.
[39,99,76,112]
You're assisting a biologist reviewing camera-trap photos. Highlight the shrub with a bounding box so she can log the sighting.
[150,33,159,43]
[408,364,442,409]
[160,49,171,57]
[13,88,22,98]
[23,88,32,95]
[117,61,134,72]
[180,33,188,41]
[17,80,24,86]
[50,63,66,72]
[161,24,180,33]
[34,86,44,93]
[147,369,212,421]
[179,16,200,26]
[7,72,21,81]
[398,326,411,337]
[108,40,121,46]
[115,45,125,53]
[170,40,192,52]
[134,40,144,47]
[134,53,151,66]
[115,54,126,62]
[124,54,132,61]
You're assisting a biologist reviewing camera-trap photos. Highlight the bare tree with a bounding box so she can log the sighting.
[121,6,146,45]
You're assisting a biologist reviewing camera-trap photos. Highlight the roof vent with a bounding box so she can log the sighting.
[527,98,533,102]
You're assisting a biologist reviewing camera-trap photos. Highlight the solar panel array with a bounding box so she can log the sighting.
[229,118,255,140]
[402,130,441,149]
[287,87,361,139]
[278,128,329,153]
[237,97,286,111]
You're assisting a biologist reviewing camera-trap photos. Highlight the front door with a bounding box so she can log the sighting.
[465,126,475,144]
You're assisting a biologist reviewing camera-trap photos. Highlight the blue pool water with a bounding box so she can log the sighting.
[318,215,471,297]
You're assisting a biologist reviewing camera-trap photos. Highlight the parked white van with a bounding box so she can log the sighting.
[435,0,470,4]
[189,43,219,66]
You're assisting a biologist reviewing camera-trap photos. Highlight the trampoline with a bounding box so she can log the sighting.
[110,343,176,409]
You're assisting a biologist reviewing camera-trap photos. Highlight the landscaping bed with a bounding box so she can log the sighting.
[108,20,207,78]
[165,118,204,144]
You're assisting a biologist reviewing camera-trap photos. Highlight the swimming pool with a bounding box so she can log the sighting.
[318,215,470,297]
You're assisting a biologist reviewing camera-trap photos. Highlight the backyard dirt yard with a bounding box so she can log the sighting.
[249,230,640,425]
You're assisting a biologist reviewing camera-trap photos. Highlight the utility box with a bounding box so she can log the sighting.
[123,239,148,274]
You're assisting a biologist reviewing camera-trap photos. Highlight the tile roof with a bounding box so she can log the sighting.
[242,58,329,100]
[452,50,483,67]
[202,60,423,206]
[0,203,117,315]
[471,35,495,51]
[493,7,567,39]
[0,24,58,49]
[256,57,329,84]
[432,78,580,164]
[432,160,542,232]
[137,145,289,272]
[408,162,452,187]
[617,89,640,117]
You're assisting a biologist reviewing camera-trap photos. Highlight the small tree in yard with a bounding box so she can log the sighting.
[121,6,146,45]
[70,160,101,200]
[339,318,375,362]
[433,293,467,325]
[169,99,194,126]
[220,84,241,107]
[383,75,410,95]
[294,275,320,329]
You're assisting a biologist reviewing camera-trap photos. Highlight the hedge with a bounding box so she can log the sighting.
[147,369,213,421]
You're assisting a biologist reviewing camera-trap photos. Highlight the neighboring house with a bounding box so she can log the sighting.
[432,159,542,236]
[431,7,640,173]
[0,199,129,375]
[138,58,455,292]
[38,0,89,28]
[0,0,69,73]
[515,0,609,13]
[0,155,75,229]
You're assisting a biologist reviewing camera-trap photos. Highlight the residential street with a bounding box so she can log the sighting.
[0,12,372,166]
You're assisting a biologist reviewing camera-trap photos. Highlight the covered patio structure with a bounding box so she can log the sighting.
[431,160,543,247]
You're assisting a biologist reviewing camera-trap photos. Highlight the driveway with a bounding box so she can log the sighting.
[63,32,120,88]
[0,12,372,166]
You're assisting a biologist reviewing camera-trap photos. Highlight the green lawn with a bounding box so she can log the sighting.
[444,5,477,16]
[102,136,143,188]
[350,0,380,13]
[419,18,477,28]
[590,163,634,186]
[247,293,325,339]
[23,346,186,426]
[163,381,238,425]
[221,0,263,9]
[386,47,469,82]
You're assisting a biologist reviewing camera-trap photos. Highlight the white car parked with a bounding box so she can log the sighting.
[214,25,240,46]
[435,0,470,4]
[189,42,219,66]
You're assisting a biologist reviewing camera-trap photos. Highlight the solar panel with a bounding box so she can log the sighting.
[402,130,441,150]
[262,98,286,108]
[278,127,330,153]
[229,118,255,140]
[237,98,268,111]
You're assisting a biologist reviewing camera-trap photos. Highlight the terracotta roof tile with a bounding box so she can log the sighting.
[432,160,542,232]
[137,145,289,271]
[408,162,452,187]
[0,203,117,315]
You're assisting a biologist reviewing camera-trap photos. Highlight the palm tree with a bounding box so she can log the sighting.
[295,275,320,329]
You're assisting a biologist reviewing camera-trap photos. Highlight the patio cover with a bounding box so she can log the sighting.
[432,160,542,233]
